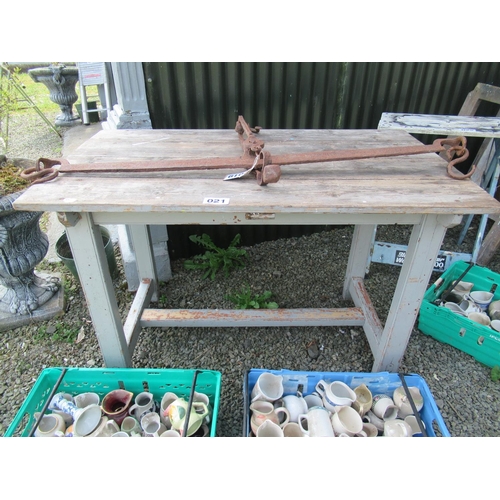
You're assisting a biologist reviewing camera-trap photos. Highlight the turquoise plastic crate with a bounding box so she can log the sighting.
[5,367,222,437]
[419,260,500,368]
[243,368,450,437]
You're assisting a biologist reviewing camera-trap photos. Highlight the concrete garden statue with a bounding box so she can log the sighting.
[28,64,80,127]
[0,158,61,330]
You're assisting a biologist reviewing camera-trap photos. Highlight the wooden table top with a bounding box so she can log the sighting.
[13,128,500,216]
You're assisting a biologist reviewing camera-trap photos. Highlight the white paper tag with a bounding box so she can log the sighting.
[223,152,261,181]
[203,197,230,205]
[223,171,250,181]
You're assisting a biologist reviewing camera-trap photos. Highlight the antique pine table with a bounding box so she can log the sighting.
[13,128,500,371]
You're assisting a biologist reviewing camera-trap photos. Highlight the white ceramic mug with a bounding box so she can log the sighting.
[488,300,500,320]
[304,393,323,409]
[250,400,290,435]
[360,422,378,437]
[458,299,481,315]
[298,406,335,437]
[315,380,356,412]
[256,419,284,437]
[280,393,308,423]
[33,412,66,437]
[352,384,373,416]
[454,281,474,297]
[74,392,100,409]
[88,417,121,437]
[121,415,142,436]
[99,418,121,437]
[371,394,398,420]
[160,429,181,437]
[383,419,412,437]
[331,406,363,436]
[468,291,494,311]
[141,412,164,437]
[283,422,306,437]
[404,415,426,436]
[468,311,491,326]
[363,411,385,433]
[251,372,284,402]
[442,302,467,316]
[129,392,158,420]
[392,386,424,418]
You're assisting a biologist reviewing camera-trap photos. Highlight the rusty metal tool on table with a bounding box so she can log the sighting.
[21,115,476,186]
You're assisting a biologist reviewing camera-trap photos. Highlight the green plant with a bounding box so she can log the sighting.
[35,322,80,343]
[226,285,278,309]
[184,233,247,280]
[491,365,500,382]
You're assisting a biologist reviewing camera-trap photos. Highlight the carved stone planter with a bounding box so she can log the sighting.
[0,189,61,326]
[28,64,80,127]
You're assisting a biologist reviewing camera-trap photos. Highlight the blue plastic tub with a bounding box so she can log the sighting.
[243,369,450,437]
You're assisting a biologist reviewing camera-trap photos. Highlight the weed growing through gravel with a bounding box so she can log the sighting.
[184,233,247,280]
[226,285,278,309]
[35,322,80,343]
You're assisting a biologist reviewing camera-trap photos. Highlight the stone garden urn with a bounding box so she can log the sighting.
[28,64,80,127]
[0,189,60,318]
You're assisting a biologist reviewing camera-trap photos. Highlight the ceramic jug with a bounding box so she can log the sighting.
[251,372,284,402]
[160,392,179,428]
[101,389,134,425]
[315,380,357,412]
[167,398,209,437]
[250,400,289,436]
[33,412,66,437]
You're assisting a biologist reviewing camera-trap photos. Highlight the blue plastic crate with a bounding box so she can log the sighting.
[5,367,222,437]
[243,368,450,437]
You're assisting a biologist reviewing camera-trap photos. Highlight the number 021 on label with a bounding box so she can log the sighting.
[203,197,230,205]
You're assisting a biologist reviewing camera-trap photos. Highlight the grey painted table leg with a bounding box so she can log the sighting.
[65,212,131,367]
[128,224,158,301]
[371,214,462,372]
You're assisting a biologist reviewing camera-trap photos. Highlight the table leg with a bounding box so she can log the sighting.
[128,225,158,301]
[65,212,131,367]
[343,224,376,299]
[371,214,462,372]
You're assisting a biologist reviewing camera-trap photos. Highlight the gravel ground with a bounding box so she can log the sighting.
[2,111,500,437]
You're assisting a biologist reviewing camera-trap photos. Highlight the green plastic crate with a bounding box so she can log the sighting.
[5,367,222,437]
[418,260,500,368]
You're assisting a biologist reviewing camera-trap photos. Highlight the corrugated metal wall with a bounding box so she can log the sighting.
[142,62,500,259]
[144,62,500,129]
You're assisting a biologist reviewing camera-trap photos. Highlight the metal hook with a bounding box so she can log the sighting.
[20,158,61,185]
[446,147,475,180]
